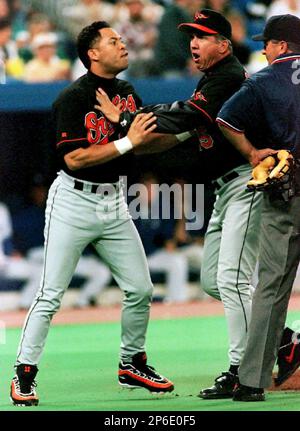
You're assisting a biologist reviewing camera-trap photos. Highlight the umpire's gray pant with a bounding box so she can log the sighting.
[239,193,300,388]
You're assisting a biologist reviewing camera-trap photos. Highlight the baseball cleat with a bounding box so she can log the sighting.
[232,383,265,402]
[118,352,174,393]
[275,327,300,386]
[10,364,39,407]
[198,371,238,399]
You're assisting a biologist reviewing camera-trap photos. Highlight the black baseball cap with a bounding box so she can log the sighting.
[252,14,300,44]
[178,9,232,40]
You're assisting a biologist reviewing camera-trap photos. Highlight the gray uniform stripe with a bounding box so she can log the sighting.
[234,190,257,333]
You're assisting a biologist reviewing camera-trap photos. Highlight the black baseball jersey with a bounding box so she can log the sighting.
[217,54,300,158]
[136,55,248,181]
[53,71,142,183]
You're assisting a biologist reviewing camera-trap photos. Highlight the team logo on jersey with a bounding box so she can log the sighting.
[194,12,209,20]
[193,91,208,103]
[85,94,137,145]
[85,112,115,145]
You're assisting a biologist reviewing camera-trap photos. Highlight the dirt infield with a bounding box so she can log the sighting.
[1,298,225,328]
[269,370,300,391]
[3,294,300,328]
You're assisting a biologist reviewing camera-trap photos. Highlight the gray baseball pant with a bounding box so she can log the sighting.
[201,164,262,366]
[15,171,153,365]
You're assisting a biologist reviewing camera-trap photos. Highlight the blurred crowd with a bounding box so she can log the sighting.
[1,0,300,83]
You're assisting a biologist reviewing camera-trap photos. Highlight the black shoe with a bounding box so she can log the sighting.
[275,327,300,386]
[233,383,265,402]
[10,364,39,406]
[118,352,174,393]
[198,372,238,399]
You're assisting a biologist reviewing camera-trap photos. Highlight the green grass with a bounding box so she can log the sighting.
[1,312,300,411]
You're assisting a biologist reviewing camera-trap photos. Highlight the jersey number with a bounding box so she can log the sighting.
[111,94,137,113]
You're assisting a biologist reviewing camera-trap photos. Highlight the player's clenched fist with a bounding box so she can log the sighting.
[127,112,157,146]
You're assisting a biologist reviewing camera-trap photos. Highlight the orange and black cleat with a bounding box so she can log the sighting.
[10,364,39,407]
[118,352,174,393]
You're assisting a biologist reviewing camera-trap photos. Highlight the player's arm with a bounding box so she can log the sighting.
[218,126,276,167]
[94,89,194,154]
[94,87,211,153]
[216,81,276,166]
[95,76,241,139]
[133,131,195,155]
[95,87,207,134]
[64,112,157,170]
[133,133,176,154]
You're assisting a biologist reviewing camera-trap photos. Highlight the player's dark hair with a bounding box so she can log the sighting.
[77,21,110,69]
[287,41,300,53]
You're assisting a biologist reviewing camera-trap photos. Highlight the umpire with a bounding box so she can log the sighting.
[217,14,300,401]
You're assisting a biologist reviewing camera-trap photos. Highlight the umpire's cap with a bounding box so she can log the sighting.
[178,9,232,40]
[252,14,300,44]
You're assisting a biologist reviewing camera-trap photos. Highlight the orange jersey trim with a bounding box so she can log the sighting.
[187,101,213,123]
[11,382,38,401]
[56,137,87,147]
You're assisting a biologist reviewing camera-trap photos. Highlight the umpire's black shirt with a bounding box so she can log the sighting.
[53,71,142,183]
[140,54,248,181]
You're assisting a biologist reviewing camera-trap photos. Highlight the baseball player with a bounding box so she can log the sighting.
[217,14,300,401]
[10,21,174,407]
[96,9,262,399]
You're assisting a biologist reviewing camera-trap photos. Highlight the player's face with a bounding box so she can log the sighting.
[262,39,286,65]
[190,34,227,71]
[88,28,128,77]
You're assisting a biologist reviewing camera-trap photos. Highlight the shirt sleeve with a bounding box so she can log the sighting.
[216,80,262,133]
[140,100,202,134]
[53,90,90,157]
[139,75,244,134]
